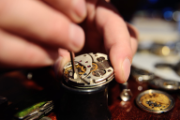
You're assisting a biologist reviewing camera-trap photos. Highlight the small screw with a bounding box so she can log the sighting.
[97,57,105,62]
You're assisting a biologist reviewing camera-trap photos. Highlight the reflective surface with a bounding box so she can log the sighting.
[0,68,180,119]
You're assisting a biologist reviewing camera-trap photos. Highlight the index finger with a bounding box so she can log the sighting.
[95,1,138,83]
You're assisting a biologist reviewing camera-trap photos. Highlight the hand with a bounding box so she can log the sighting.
[0,0,86,68]
[0,0,138,83]
[57,0,138,83]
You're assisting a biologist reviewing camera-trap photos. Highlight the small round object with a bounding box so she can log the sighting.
[136,89,175,114]
[150,43,173,56]
[97,57,105,62]
[138,86,143,91]
[148,79,180,91]
[131,67,154,83]
[120,89,133,101]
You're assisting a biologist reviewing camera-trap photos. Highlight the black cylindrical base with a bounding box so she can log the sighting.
[56,82,111,120]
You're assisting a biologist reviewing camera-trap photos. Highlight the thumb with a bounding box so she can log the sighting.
[54,49,70,76]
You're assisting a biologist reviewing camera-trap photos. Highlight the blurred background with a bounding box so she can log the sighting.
[110,0,180,82]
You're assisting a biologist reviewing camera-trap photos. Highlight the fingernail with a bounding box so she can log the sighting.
[69,24,84,52]
[122,58,131,82]
[72,0,86,20]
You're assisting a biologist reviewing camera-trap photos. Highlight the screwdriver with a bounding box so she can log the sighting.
[69,51,79,79]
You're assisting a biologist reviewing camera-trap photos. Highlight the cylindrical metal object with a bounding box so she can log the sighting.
[55,53,114,120]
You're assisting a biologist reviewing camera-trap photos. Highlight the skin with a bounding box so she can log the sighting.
[0,0,138,83]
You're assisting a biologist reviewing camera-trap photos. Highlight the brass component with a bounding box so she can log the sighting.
[140,93,170,110]
[150,43,172,56]
[162,46,170,56]
[64,63,98,78]
[64,64,86,78]
[64,62,104,78]
[63,53,114,88]
[91,63,98,72]
[136,90,175,114]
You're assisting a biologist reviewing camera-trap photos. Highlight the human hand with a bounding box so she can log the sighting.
[57,0,138,83]
[0,0,138,83]
[0,0,86,68]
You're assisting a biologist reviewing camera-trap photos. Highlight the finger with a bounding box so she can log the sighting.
[43,0,86,23]
[0,0,84,52]
[95,1,138,83]
[0,29,58,68]
[54,48,70,76]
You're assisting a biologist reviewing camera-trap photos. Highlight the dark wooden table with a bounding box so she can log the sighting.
[109,77,180,120]
[0,67,180,120]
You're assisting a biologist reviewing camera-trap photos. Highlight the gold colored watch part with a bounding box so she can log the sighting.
[64,63,86,78]
[140,93,170,111]
[64,63,99,78]
[91,63,98,72]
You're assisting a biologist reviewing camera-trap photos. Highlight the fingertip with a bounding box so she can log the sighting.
[110,45,132,83]
[69,23,85,52]
[72,0,87,23]
[44,0,87,23]
[113,61,131,84]
[121,58,131,82]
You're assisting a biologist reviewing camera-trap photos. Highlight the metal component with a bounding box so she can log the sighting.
[151,44,172,56]
[15,101,54,120]
[155,62,180,77]
[136,90,175,114]
[97,57,105,62]
[63,53,114,88]
[120,89,133,101]
[148,78,180,91]
[131,67,154,83]
[138,42,179,56]
[69,51,79,79]
[59,53,114,120]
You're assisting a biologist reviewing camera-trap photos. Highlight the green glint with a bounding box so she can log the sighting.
[15,101,47,118]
